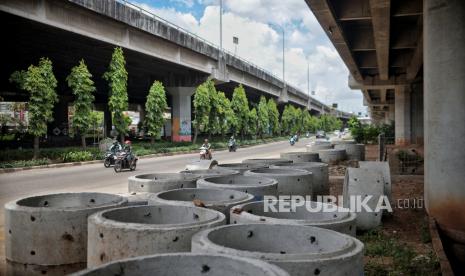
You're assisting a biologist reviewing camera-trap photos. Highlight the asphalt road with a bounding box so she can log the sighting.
[0,138,311,272]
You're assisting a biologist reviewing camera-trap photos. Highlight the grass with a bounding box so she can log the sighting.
[0,136,288,168]
[359,229,440,275]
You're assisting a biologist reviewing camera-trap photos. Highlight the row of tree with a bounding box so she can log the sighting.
[9,47,168,158]
[192,79,343,142]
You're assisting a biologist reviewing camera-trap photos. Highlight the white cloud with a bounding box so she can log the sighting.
[131,0,365,113]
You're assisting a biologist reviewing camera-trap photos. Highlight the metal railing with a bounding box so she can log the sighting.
[378,134,423,175]
[115,0,321,102]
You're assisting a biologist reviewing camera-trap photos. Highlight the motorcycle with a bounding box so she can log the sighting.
[200,146,212,160]
[289,137,296,146]
[228,141,237,152]
[103,151,118,168]
[114,151,137,172]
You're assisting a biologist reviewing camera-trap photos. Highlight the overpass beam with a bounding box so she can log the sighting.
[394,86,411,145]
[369,0,391,80]
[167,87,195,142]
[424,0,465,265]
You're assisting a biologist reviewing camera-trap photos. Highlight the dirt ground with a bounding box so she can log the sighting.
[328,145,441,275]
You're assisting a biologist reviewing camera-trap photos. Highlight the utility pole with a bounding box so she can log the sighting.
[219,0,223,51]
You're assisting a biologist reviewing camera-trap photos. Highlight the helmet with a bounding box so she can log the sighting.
[124,140,131,145]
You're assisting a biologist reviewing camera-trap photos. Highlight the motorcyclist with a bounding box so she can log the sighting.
[201,139,212,158]
[123,140,135,163]
[228,135,237,152]
[109,140,122,154]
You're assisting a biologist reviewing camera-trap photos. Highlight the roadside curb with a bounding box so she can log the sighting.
[0,140,286,174]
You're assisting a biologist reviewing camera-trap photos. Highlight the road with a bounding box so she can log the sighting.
[0,138,310,272]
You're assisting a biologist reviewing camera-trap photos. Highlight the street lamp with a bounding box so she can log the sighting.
[219,0,223,51]
[233,36,239,55]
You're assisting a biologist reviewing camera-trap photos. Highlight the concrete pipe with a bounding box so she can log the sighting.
[5,193,127,275]
[72,253,290,276]
[241,158,293,166]
[148,188,254,219]
[128,173,198,193]
[334,144,365,161]
[192,224,364,276]
[330,140,356,146]
[244,168,313,197]
[359,161,392,200]
[185,159,219,170]
[343,168,384,231]
[87,205,225,267]
[271,162,329,196]
[230,200,356,236]
[306,144,332,153]
[280,152,320,162]
[197,175,279,199]
[216,162,269,174]
[314,140,332,145]
[318,149,346,164]
[180,168,239,179]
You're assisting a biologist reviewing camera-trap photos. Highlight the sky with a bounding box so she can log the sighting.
[129,0,366,114]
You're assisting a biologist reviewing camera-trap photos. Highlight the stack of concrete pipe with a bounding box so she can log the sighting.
[271,162,329,196]
[197,175,279,198]
[72,253,290,276]
[216,162,269,174]
[148,188,254,218]
[306,142,332,153]
[230,200,357,236]
[343,167,385,230]
[244,168,313,197]
[192,224,364,276]
[4,193,127,275]
[87,205,225,267]
[280,152,319,162]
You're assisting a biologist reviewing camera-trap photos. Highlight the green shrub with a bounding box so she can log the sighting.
[62,151,94,162]
[0,158,51,168]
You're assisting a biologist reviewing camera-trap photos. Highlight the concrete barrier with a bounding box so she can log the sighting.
[334,144,365,161]
[87,205,225,267]
[180,168,239,178]
[280,152,320,162]
[192,224,364,276]
[343,167,384,230]
[306,144,332,152]
[271,162,329,196]
[185,159,219,170]
[318,149,347,164]
[73,253,290,276]
[241,158,293,165]
[5,193,127,275]
[244,168,313,197]
[230,200,357,236]
[216,162,269,174]
[359,161,392,200]
[148,188,254,219]
[197,175,279,198]
[128,173,198,193]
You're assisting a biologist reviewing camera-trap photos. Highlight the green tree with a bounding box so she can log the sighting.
[267,98,280,135]
[206,80,220,138]
[192,80,212,143]
[231,84,249,139]
[10,57,58,159]
[292,107,303,134]
[103,47,128,143]
[257,96,269,138]
[145,80,168,143]
[280,105,292,135]
[247,107,258,137]
[217,91,236,137]
[66,59,96,149]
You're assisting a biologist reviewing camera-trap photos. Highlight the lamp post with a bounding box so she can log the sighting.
[219,0,223,51]
[269,23,285,88]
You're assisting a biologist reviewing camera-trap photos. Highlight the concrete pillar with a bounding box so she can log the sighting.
[394,86,411,145]
[424,0,465,264]
[384,106,394,125]
[167,87,195,142]
[48,98,69,136]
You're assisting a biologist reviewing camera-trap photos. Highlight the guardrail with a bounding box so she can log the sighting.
[116,0,342,111]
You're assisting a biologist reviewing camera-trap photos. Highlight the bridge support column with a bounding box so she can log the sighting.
[394,86,411,145]
[103,105,112,138]
[167,87,195,142]
[48,98,69,137]
[424,0,465,266]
